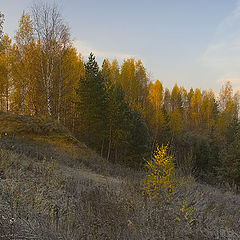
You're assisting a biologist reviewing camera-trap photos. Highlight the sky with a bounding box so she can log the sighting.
[1,0,240,93]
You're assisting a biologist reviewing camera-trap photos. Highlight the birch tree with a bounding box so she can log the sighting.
[0,35,12,112]
[31,2,70,116]
[0,11,4,43]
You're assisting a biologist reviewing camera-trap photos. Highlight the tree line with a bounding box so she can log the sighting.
[0,3,240,185]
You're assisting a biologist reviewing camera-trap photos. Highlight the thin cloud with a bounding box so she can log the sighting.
[73,40,135,61]
[216,0,240,35]
[200,0,240,80]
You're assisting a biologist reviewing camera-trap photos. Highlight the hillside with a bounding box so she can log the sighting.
[0,112,240,239]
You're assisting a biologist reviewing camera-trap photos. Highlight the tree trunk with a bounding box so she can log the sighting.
[107,125,112,161]
[101,139,104,158]
[6,83,9,112]
[57,60,63,123]
[21,78,25,115]
[46,76,52,116]
[115,147,118,163]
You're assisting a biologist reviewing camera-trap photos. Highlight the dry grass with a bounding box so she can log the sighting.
[0,112,240,239]
[0,112,63,135]
[0,148,240,239]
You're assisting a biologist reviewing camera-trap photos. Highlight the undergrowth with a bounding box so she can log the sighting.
[0,112,239,239]
[0,147,239,239]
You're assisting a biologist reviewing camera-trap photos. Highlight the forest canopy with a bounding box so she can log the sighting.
[0,3,240,185]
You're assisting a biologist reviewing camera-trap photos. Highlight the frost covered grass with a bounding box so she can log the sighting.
[0,139,240,239]
[0,112,239,239]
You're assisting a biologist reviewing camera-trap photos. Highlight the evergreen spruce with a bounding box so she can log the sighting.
[76,53,107,147]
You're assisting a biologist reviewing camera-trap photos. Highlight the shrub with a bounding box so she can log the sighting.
[142,144,175,201]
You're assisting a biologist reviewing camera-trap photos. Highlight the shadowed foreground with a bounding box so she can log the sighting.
[0,113,240,239]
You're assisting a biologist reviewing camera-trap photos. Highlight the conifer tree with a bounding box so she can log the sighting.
[127,109,151,167]
[76,53,107,148]
[105,84,131,161]
[219,118,240,185]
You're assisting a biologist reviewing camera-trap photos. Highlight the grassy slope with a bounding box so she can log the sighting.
[0,112,240,239]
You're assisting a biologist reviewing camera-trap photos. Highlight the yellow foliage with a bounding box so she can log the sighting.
[169,107,182,134]
[148,80,163,111]
[142,144,175,201]
[176,198,196,226]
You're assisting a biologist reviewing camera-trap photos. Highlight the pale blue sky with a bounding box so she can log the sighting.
[1,0,240,92]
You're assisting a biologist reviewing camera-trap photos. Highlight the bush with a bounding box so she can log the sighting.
[142,144,175,201]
